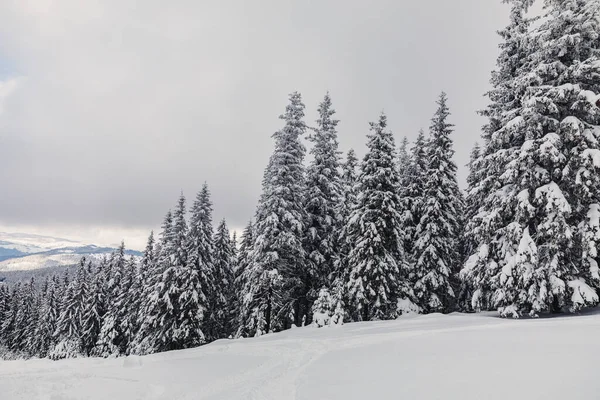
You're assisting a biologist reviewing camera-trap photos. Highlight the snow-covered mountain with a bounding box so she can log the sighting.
[0,232,141,271]
[1,311,599,399]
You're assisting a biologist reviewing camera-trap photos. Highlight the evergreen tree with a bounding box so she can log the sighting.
[344,113,411,321]
[96,242,127,356]
[304,93,343,299]
[81,262,105,356]
[135,212,173,354]
[464,0,600,316]
[401,131,428,259]
[413,93,463,313]
[397,136,411,181]
[234,221,254,337]
[240,92,308,335]
[186,184,217,340]
[53,258,89,356]
[213,219,235,337]
[144,195,206,352]
[32,278,59,357]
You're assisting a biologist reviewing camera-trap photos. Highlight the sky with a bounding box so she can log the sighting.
[0,0,544,250]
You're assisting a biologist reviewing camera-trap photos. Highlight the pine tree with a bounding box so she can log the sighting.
[186,184,216,340]
[144,195,206,352]
[53,258,89,357]
[80,262,105,356]
[304,93,343,300]
[464,0,600,316]
[344,113,411,321]
[96,243,127,356]
[412,93,464,313]
[401,131,428,259]
[461,0,537,315]
[240,92,308,336]
[234,221,254,337]
[115,256,138,354]
[398,136,411,181]
[32,277,59,357]
[135,212,173,354]
[213,219,235,337]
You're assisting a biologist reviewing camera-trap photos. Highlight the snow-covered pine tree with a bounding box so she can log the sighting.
[32,277,59,357]
[332,149,360,323]
[52,258,89,357]
[115,256,138,354]
[0,283,21,352]
[186,184,216,340]
[412,93,463,313]
[464,0,600,317]
[17,278,38,356]
[135,212,174,354]
[397,136,411,182]
[311,287,334,328]
[234,221,254,338]
[95,243,127,356]
[344,113,411,321]
[461,0,537,315]
[240,92,308,336]
[212,218,235,338]
[457,142,483,311]
[304,93,343,303]
[464,142,483,253]
[80,262,105,356]
[339,149,359,232]
[147,195,206,352]
[401,131,428,259]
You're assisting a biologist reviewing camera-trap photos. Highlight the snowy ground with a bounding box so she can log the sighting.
[1,310,599,400]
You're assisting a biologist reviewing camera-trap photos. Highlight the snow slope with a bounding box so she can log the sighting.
[1,311,599,400]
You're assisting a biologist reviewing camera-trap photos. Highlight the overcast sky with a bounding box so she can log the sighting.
[0,0,543,250]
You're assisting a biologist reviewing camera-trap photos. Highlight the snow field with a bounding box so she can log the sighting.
[1,310,599,400]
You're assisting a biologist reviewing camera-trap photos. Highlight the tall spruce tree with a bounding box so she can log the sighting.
[463,0,600,316]
[304,93,343,301]
[412,93,463,313]
[149,194,206,351]
[234,221,254,337]
[213,218,235,337]
[240,92,308,336]
[402,131,428,260]
[344,113,411,321]
[461,0,537,315]
[96,243,127,356]
[186,184,217,340]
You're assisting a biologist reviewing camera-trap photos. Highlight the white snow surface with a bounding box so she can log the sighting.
[2,311,600,399]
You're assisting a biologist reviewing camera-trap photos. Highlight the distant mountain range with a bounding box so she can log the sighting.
[0,232,142,272]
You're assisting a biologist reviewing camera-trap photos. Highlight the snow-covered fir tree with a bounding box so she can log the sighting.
[234,221,254,338]
[463,0,600,317]
[147,195,206,352]
[212,218,235,338]
[80,262,105,356]
[186,184,217,340]
[401,131,428,259]
[304,92,343,302]
[32,278,59,357]
[343,113,412,321]
[96,243,127,356]
[240,92,308,336]
[412,93,463,313]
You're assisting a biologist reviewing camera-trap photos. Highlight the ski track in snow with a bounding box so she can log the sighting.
[1,311,599,399]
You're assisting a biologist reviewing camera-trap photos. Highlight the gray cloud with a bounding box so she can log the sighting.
[0,0,528,248]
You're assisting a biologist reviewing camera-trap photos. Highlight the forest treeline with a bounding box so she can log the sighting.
[1,0,600,359]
